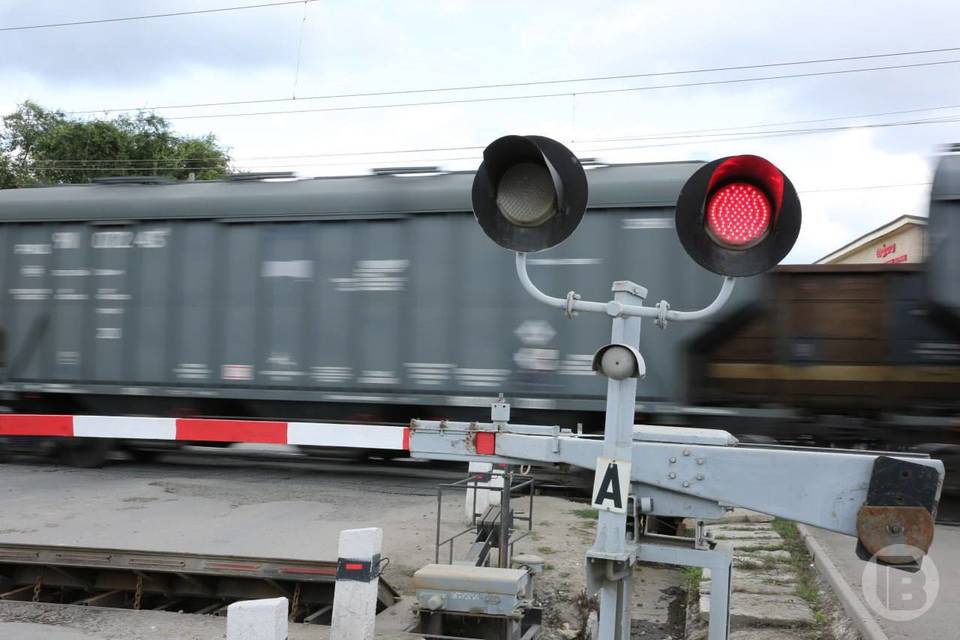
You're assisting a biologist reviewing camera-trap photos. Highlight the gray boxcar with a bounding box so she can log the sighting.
[0,163,760,427]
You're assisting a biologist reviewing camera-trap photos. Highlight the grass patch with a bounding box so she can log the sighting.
[571,507,599,520]
[771,518,827,626]
[537,546,557,555]
[682,566,704,592]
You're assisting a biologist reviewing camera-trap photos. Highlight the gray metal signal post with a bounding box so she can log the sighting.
[407,135,945,640]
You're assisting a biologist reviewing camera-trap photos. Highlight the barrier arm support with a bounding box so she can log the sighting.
[407,420,945,537]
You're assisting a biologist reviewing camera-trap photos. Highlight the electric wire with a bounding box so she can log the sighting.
[63,46,960,115]
[28,110,960,169]
[0,1,314,32]
[138,59,960,121]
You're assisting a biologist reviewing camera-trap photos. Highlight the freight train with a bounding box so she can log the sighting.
[0,152,958,468]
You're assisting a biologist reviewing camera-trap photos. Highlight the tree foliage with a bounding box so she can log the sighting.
[0,101,232,188]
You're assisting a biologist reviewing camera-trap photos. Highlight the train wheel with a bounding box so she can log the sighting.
[57,438,112,468]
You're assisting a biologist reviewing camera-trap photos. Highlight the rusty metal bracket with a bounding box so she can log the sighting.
[856,505,935,566]
[855,456,942,570]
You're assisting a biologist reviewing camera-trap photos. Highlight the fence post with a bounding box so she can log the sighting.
[331,527,384,640]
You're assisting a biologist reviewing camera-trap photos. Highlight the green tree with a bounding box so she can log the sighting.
[0,101,231,187]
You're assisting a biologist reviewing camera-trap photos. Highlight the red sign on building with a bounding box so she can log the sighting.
[876,243,896,259]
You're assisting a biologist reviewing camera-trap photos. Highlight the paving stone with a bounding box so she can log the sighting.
[734,557,769,570]
[698,592,815,628]
[700,573,796,596]
[720,538,785,550]
[702,568,797,584]
[748,550,791,562]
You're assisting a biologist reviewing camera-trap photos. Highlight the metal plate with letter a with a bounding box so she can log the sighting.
[591,457,631,514]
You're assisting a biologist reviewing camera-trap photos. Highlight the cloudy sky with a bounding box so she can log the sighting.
[1,0,958,262]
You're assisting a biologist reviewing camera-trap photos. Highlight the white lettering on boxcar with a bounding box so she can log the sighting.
[623,217,673,230]
[52,232,80,249]
[92,231,133,249]
[10,288,51,300]
[21,265,44,277]
[134,229,170,248]
[331,259,408,292]
[262,259,313,279]
[310,366,352,383]
[559,354,595,375]
[14,243,51,254]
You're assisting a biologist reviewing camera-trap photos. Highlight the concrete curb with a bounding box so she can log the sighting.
[796,524,888,640]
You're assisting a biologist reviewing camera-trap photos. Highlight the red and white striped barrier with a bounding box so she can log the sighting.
[0,414,410,450]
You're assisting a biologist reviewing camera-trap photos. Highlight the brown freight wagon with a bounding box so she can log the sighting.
[688,264,960,415]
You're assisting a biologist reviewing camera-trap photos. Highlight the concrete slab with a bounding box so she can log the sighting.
[722,538,785,550]
[708,530,782,540]
[699,592,816,628]
[700,574,796,596]
[0,458,687,639]
[747,550,791,562]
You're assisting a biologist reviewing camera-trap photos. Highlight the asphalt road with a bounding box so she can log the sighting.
[809,521,960,640]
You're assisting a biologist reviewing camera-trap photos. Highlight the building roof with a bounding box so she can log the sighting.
[814,214,927,264]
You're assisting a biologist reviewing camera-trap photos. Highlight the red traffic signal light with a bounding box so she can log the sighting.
[675,155,801,276]
[472,135,588,252]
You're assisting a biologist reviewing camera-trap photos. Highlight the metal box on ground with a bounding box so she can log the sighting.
[414,563,531,616]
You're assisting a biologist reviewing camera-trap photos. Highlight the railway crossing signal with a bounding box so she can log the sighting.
[471,134,588,252]
[462,135,942,640]
[675,154,802,276]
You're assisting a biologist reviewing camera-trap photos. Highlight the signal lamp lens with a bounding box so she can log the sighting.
[496,162,558,227]
[705,182,771,247]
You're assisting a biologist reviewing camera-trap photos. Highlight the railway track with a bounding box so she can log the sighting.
[0,543,398,624]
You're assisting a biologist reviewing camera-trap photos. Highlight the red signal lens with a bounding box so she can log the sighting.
[705,182,771,247]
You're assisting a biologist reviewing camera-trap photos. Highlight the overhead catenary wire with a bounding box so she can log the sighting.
[30,113,960,172]
[125,59,960,121]
[63,45,960,115]
[0,1,315,32]
[38,101,960,166]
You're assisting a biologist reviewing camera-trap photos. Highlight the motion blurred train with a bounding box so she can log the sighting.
[0,151,957,470]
